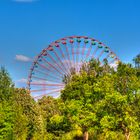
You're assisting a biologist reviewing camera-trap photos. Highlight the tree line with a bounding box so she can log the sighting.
[0,54,140,140]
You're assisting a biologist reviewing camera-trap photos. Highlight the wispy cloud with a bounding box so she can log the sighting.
[16,78,27,83]
[15,78,27,88]
[13,0,37,2]
[15,54,32,62]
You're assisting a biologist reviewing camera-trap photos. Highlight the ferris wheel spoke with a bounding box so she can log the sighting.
[31,76,62,84]
[96,49,105,60]
[53,50,70,75]
[30,83,64,86]
[47,53,68,75]
[31,76,48,81]
[41,57,64,76]
[34,89,61,99]
[37,63,50,72]
[79,41,88,70]
[81,42,86,61]
[34,69,61,81]
[59,45,71,73]
[91,46,99,59]
[85,43,92,61]
[71,43,75,69]
[37,62,62,77]
[65,44,72,70]
[33,76,61,84]
[31,88,62,93]
[30,87,64,91]
[76,42,80,72]
[37,63,62,79]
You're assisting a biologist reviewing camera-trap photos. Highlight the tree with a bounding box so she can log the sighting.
[0,67,15,139]
[0,67,14,101]
[38,96,72,140]
[133,53,140,69]
[61,60,140,140]
[0,67,45,140]
[61,59,105,140]
[13,88,45,140]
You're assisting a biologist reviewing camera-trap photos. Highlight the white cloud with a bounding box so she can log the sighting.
[13,0,37,2]
[15,78,27,87]
[15,55,32,62]
[16,78,27,83]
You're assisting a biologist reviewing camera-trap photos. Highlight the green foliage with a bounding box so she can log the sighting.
[0,101,14,140]
[133,53,140,68]
[38,96,71,139]
[0,67,15,140]
[0,67,14,101]
[61,59,140,140]
[0,56,140,140]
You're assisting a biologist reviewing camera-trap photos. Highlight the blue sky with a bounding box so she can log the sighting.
[0,0,140,87]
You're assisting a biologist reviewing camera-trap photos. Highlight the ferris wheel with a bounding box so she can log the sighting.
[27,36,119,99]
